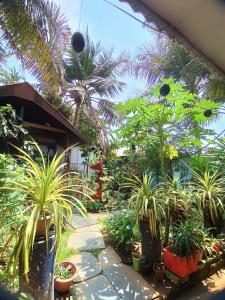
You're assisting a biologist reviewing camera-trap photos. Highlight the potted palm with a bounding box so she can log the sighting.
[54,262,76,293]
[193,171,224,236]
[1,143,90,299]
[124,173,165,267]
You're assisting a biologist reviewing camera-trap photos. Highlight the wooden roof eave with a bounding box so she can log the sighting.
[119,0,225,81]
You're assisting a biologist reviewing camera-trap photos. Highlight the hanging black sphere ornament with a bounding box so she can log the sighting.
[160,84,170,96]
[71,32,85,53]
[204,109,213,118]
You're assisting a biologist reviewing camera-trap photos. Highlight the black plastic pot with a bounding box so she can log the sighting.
[19,232,56,300]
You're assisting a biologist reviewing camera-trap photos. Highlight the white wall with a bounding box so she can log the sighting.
[70,146,93,176]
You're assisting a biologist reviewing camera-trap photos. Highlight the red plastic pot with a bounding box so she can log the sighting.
[187,255,198,273]
[163,248,198,278]
[163,248,188,278]
[194,250,203,263]
[90,160,103,170]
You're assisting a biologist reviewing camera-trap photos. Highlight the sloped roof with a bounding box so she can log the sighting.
[0,82,87,144]
[120,0,225,78]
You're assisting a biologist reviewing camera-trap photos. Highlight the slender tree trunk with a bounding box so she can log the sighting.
[72,101,81,127]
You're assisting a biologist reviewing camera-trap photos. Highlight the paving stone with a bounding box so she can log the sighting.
[67,227,105,250]
[72,214,98,228]
[70,275,120,300]
[72,212,109,229]
[98,246,121,270]
[104,263,159,300]
[68,252,102,283]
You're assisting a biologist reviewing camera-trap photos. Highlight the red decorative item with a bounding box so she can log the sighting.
[97,178,103,185]
[163,248,198,278]
[90,159,103,170]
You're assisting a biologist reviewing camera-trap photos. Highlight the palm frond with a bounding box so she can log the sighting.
[0,0,70,94]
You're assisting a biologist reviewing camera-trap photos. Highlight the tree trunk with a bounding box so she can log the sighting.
[72,101,81,127]
[139,219,161,267]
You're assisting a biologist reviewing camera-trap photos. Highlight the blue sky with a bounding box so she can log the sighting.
[5,0,224,133]
[53,0,157,102]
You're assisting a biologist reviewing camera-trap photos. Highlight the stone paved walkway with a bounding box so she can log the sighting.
[67,213,159,300]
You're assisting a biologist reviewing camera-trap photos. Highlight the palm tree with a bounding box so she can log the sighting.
[0,0,70,94]
[63,34,126,127]
[0,67,24,85]
[128,36,225,100]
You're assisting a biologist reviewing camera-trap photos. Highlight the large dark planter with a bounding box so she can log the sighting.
[203,206,223,237]
[19,233,56,300]
[139,219,161,268]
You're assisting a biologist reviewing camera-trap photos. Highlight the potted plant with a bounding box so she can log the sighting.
[132,251,141,271]
[163,220,204,278]
[153,262,165,281]
[124,174,165,267]
[193,171,224,236]
[1,144,90,299]
[54,261,76,294]
[162,176,192,245]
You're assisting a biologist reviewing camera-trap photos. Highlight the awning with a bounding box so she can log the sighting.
[120,0,225,78]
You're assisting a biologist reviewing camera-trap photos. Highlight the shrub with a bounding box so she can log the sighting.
[102,210,140,251]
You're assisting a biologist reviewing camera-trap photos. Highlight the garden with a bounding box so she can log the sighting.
[1,1,225,300]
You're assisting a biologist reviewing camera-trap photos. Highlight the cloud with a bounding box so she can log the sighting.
[53,0,81,31]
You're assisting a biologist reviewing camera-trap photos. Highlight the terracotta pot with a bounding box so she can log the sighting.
[153,263,165,281]
[90,160,103,170]
[54,261,76,294]
[36,214,52,237]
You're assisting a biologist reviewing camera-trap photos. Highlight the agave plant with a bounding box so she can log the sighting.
[124,173,164,237]
[0,143,90,279]
[193,170,224,235]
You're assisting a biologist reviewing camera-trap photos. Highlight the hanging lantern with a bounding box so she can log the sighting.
[204,109,212,117]
[160,84,170,96]
[71,32,85,53]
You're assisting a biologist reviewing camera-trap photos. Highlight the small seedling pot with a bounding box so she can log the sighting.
[153,263,165,281]
[132,252,141,272]
[54,261,76,294]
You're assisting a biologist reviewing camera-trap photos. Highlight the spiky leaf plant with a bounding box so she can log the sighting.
[193,170,224,224]
[124,173,164,237]
[1,143,90,280]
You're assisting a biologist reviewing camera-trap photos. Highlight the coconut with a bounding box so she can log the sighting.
[160,84,170,96]
[204,109,212,117]
[71,32,85,53]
